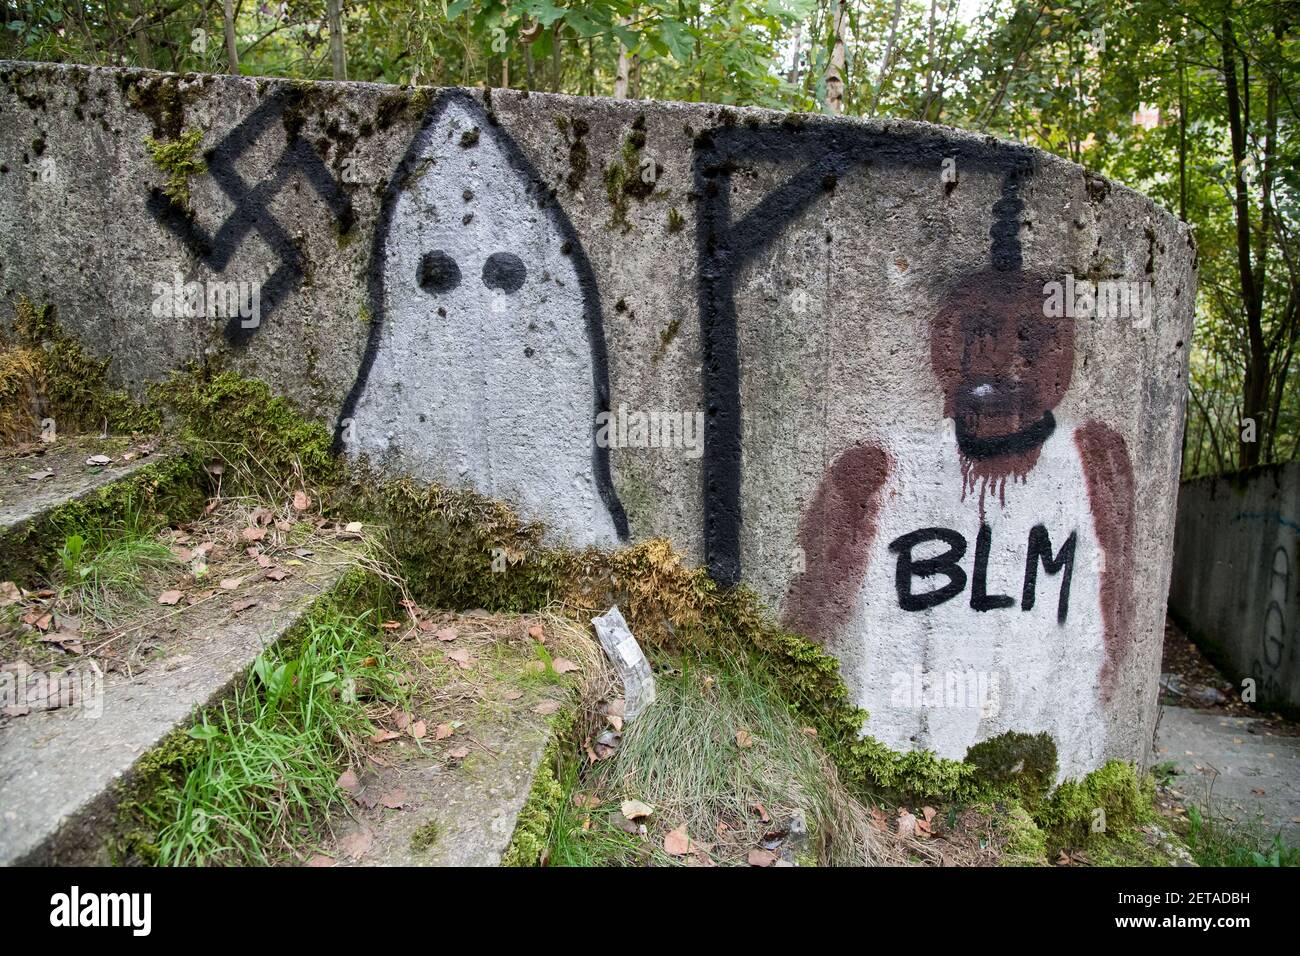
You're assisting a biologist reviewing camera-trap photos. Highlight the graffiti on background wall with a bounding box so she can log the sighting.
[146,90,354,345]
[334,91,628,548]
[142,89,1145,772]
[1255,539,1291,703]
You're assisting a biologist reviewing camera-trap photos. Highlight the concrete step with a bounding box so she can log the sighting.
[305,613,587,867]
[1152,704,1300,844]
[0,540,364,865]
[0,434,195,582]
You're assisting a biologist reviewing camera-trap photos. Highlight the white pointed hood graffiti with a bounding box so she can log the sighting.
[338,93,627,547]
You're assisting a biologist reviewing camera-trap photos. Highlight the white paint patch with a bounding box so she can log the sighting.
[345,100,619,547]
[836,419,1108,780]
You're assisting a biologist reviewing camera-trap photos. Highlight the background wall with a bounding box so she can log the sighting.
[0,61,1196,776]
[1169,465,1300,712]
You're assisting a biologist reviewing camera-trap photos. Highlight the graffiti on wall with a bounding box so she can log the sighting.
[1254,540,1291,703]
[142,90,1147,773]
[334,91,628,547]
[146,90,354,345]
[689,121,1134,776]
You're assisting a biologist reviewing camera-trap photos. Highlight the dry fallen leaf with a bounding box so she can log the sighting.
[435,627,458,642]
[411,720,428,739]
[219,577,242,590]
[379,788,407,809]
[337,828,373,861]
[369,730,400,743]
[264,568,290,582]
[85,455,112,466]
[231,598,259,614]
[240,527,266,542]
[0,582,23,607]
[158,589,184,606]
[527,624,546,641]
[448,746,470,759]
[748,848,779,867]
[335,769,360,793]
[735,729,754,749]
[533,699,561,716]
[663,825,694,856]
[446,648,475,669]
[552,658,580,674]
[292,490,311,512]
[752,802,771,824]
[305,854,336,868]
[503,689,524,701]
[344,521,364,533]
[621,800,654,821]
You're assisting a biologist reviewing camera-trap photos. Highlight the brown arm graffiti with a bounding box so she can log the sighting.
[1075,420,1137,699]
[781,444,892,642]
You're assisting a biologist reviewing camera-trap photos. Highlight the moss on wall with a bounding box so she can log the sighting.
[144,128,206,208]
[2,296,161,443]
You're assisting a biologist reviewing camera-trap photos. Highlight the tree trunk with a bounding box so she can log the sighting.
[614,16,633,98]
[1221,17,1267,469]
[869,0,904,117]
[130,0,155,69]
[825,0,847,113]
[788,20,802,86]
[222,0,239,75]
[327,0,347,81]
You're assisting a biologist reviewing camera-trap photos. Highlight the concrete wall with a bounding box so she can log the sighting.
[1169,466,1300,711]
[0,61,1197,778]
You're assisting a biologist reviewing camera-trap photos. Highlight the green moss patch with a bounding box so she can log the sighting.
[2,296,160,443]
[144,128,207,209]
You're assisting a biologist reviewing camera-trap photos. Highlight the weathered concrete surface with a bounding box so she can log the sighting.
[1169,465,1300,712]
[0,541,361,865]
[0,61,1197,779]
[313,690,563,868]
[1152,705,1300,844]
[0,434,169,538]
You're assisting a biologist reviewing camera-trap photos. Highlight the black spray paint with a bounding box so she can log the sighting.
[333,90,628,540]
[146,89,354,345]
[693,121,1036,585]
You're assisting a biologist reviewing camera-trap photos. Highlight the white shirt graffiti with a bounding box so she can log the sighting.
[840,418,1108,781]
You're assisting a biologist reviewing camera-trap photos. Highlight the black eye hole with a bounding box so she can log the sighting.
[418,250,461,293]
[482,252,526,293]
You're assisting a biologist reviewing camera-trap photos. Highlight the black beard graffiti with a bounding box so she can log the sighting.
[954,410,1057,460]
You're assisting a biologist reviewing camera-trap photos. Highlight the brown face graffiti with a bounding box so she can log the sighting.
[929,270,1075,508]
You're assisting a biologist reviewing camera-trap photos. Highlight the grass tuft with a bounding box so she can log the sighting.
[148,603,403,866]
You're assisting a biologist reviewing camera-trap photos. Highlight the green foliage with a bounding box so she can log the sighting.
[965,731,1059,809]
[1184,804,1300,867]
[143,128,206,208]
[5,296,161,439]
[502,736,567,867]
[991,802,1049,867]
[123,576,403,866]
[150,369,340,496]
[1034,759,1154,852]
[0,453,205,586]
